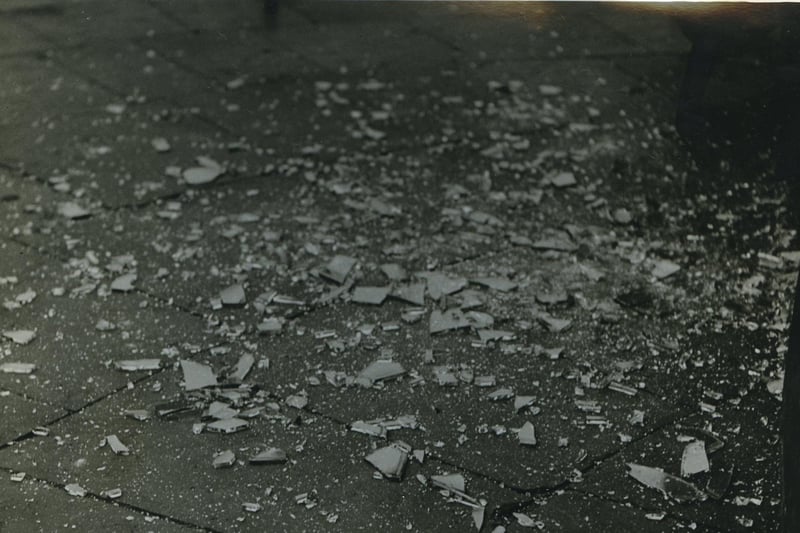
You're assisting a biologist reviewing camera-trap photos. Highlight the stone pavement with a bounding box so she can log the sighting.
[0,1,792,531]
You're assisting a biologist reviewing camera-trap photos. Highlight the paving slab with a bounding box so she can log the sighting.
[572,390,782,532]
[0,238,216,411]
[0,15,50,57]
[588,4,691,55]
[0,473,199,532]
[10,0,178,48]
[404,2,649,60]
[0,391,66,445]
[0,372,523,532]
[211,249,690,490]
[0,53,112,128]
[150,0,311,33]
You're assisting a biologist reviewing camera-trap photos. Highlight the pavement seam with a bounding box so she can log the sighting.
[0,466,221,532]
[5,232,208,322]
[12,14,237,137]
[0,371,160,453]
[480,402,697,521]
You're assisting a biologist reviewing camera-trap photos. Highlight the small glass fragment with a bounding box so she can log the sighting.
[465,311,494,330]
[608,382,637,396]
[429,308,471,334]
[549,171,576,188]
[242,502,261,513]
[431,473,465,493]
[213,450,236,469]
[433,367,459,387]
[206,418,249,434]
[514,396,536,412]
[356,360,406,387]
[474,375,496,387]
[352,286,390,305]
[645,512,666,521]
[220,284,246,306]
[110,273,137,292]
[380,263,407,281]
[0,362,36,374]
[183,166,222,186]
[365,441,411,480]
[101,488,122,500]
[151,137,171,152]
[392,283,426,306]
[229,353,255,382]
[114,359,161,372]
[676,425,724,454]
[249,447,288,464]
[2,330,36,345]
[629,410,645,425]
[471,277,517,292]
[417,272,467,300]
[273,294,305,305]
[350,421,387,439]
[767,377,783,398]
[180,360,218,391]
[652,259,680,279]
[488,387,514,401]
[458,367,474,384]
[518,422,537,446]
[321,255,357,284]
[285,394,308,410]
[536,290,568,305]
[106,435,130,456]
[699,402,716,413]
[627,463,707,503]
[123,409,150,421]
[257,318,283,335]
[57,202,91,219]
[95,319,116,331]
[238,407,264,419]
[205,402,239,420]
[65,483,87,497]
[154,401,192,418]
[472,506,486,531]
[456,289,485,310]
[681,441,710,477]
[575,400,602,413]
[477,330,515,343]
[537,314,572,332]
[513,512,542,528]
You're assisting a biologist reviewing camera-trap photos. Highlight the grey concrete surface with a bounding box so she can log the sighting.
[0,1,791,531]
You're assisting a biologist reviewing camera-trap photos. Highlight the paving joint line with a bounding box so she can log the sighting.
[0,337,232,452]
[0,371,163,453]
[0,465,221,532]
[483,402,698,520]
[13,16,236,136]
